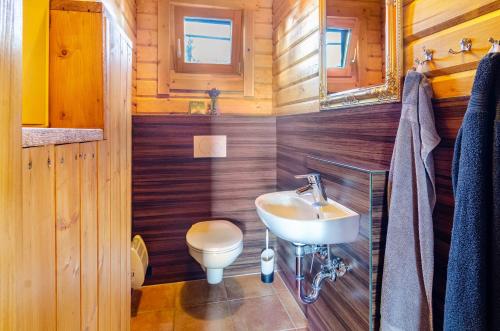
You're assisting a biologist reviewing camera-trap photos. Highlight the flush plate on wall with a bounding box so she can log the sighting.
[193,135,227,158]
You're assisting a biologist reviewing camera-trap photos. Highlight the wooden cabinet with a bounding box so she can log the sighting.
[22,2,133,331]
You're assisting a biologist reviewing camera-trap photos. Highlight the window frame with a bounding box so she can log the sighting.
[326,16,359,78]
[174,6,243,75]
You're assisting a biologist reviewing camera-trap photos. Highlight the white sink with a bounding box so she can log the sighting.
[255,191,360,245]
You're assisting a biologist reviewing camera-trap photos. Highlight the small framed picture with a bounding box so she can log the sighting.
[189,101,208,115]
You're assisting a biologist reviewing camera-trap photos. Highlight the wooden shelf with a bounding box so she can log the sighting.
[22,128,103,148]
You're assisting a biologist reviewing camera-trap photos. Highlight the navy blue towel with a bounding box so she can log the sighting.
[444,53,500,331]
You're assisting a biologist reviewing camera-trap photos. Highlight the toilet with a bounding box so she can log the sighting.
[186,220,243,284]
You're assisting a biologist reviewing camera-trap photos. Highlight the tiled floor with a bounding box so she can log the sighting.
[131,273,309,331]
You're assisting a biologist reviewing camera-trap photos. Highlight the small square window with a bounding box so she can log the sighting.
[184,17,233,65]
[175,6,242,75]
[326,28,351,69]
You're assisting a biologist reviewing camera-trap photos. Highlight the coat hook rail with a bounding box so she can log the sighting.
[449,38,472,55]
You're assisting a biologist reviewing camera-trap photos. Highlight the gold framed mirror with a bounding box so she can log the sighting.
[319,0,402,110]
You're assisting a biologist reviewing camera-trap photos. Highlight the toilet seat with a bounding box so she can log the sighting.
[186,220,243,253]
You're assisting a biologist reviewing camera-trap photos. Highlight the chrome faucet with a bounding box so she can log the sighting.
[295,173,328,206]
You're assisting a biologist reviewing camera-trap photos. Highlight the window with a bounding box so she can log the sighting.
[175,6,242,75]
[326,28,351,69]
[326,17,359,80]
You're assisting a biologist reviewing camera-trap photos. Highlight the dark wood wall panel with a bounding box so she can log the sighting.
[276,97,467,330]
[133,115,276,284]
[431,96,468,328]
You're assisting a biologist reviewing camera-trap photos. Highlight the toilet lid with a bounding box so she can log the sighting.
[186,220,243,253]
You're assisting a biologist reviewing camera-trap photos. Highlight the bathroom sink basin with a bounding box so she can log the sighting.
[255,191,360,245]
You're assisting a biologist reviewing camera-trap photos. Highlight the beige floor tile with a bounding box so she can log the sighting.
[131,310,174,331]
[132,283,177,313]
[272,273,290,293]
[228,295,295,331]
[176,279,228,308]
[174,301,235,331]
[224,274,275,300]
[276,287,308,329]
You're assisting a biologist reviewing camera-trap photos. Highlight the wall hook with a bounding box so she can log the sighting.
[415,46,433,66]
[489,37,500,53]
[449,38,472,54]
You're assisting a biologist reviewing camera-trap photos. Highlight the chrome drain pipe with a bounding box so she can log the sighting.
[294,244,349,304]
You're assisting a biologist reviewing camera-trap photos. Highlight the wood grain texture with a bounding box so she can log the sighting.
[49,8,104,129]
[132,115,276,283]
[0,0,22,328]
[276,96,468,330]
[22,128,104,147]
[273,0,320,115]
[136,0,273,115]
[22,146,56,331]
[276,125,389,330]
[55,143,81,331]
[97,141,112,331]
[80,142,99,331]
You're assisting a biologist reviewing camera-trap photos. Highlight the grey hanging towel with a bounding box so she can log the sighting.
[381,71,440,331]
[444,52,500,331]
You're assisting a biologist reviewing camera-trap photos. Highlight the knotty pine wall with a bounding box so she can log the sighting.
[0,0,23,329]
[14,2,134,330]
[134,0,274,115]
[77,0,136,39]
[273,0,500,113]
[273,0,500,329]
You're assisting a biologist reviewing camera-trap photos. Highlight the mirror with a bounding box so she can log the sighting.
[319,0,402,110]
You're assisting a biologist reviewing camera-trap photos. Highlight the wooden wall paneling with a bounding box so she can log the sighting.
[63,0,137,40]
[403,0,500,42]
[272,0,321,115]
[132,115,276,283]
[403,1,499,99]
[119,35,131,331]
[275,153,389,330]
[0,0,22,328]
[21,146,56,331]
[125,42,134,331]
[157,0,170,94]
[136,0,274,115]
[49,7,104,129]
[97,141,112,331]
[108,19,124,331]
[404,9,500,78]
[244,10,256,97]
[275,104,399,330]
[55,143,81,330]
[80,142,99,331]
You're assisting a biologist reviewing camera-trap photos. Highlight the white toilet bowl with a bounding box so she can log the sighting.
[186,220,243,284]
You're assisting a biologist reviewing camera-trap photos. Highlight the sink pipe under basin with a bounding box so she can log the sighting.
[294,244,350,304]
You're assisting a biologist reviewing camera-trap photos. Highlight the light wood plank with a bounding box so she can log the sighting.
[0,1,23,327]
[429,69,475,99]
[49,9,104,128]
[107,20,123,331]
[275,76,319,106]
[404,10,500,75]
[55,143,81,331]
[244,10,256,96]
[97,141,111,331]
[80,142,99,331]
[403,0,500,42]
[22,146,56,331]
[157,0,171,94]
